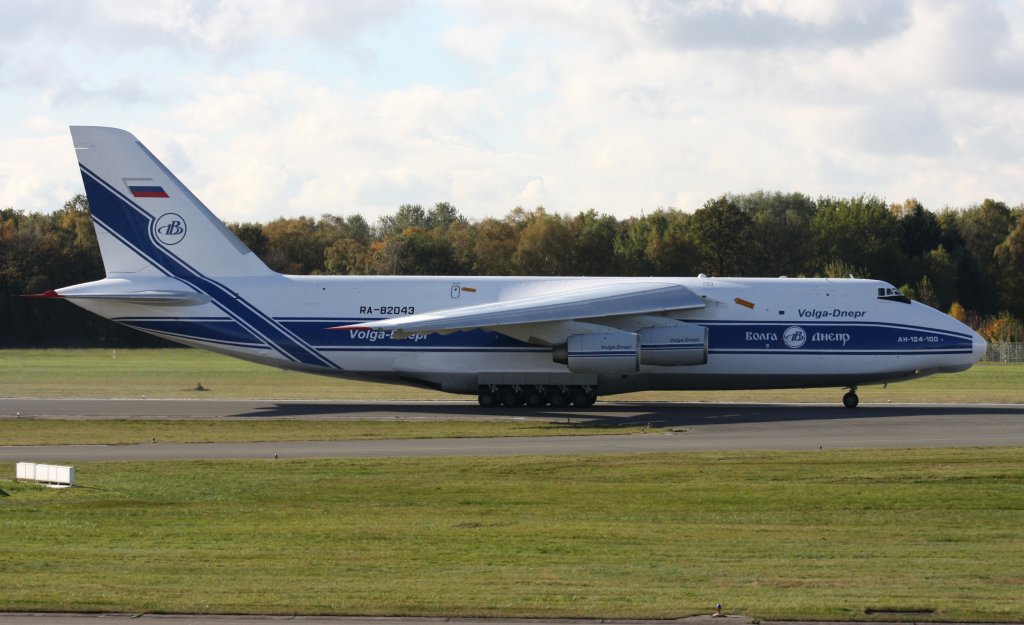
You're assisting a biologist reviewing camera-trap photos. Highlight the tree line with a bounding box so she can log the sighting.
[2,191,1022,347]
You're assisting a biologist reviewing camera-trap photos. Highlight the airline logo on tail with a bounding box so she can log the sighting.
[153,213,187,245]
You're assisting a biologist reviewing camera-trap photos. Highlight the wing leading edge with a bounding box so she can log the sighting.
[331,281,705,337]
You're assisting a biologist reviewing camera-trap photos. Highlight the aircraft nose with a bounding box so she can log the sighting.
[972,330,988,362]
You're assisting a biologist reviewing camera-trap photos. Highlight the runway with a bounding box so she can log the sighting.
[2,399,1023,462]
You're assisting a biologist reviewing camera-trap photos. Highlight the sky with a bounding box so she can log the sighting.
[2,0,1024,224]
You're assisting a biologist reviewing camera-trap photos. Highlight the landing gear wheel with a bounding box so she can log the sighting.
[571,390,596,407]
[547,390,570,408]
[524,388,546,407]
[501,389,524,407]
[478,391,497,407]
[842,390,859,409]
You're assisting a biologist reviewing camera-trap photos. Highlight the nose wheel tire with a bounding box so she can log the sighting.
[842,390,859,409]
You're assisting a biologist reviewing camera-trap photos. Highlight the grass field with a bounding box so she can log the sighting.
[2,448,1023,620]
[2,349,1022,621]
[0,348,1021,403]
[0,418,645,446]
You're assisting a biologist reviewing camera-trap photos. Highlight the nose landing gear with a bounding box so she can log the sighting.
[842,387,859,409]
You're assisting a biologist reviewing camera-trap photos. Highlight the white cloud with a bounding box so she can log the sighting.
[3,0,1024,221]
[443,23,508,65]
[0,126,80,212]
[26,0,411,51]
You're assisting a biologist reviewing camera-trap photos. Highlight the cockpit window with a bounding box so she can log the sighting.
[877,286,911,304]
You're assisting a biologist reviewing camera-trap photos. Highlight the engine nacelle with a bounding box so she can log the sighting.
[552,330,639,373]
[639,324,708,366]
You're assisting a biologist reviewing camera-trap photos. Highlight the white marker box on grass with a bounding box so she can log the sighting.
[16,462,75,487]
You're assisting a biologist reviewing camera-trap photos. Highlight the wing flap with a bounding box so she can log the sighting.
[332,281,704,336]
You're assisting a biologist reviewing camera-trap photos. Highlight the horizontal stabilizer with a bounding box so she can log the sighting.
[55,290,211,305]
[332,281,705,336]
[34,277,212,306]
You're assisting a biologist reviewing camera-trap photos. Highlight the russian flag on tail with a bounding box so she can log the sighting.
[124,177,169,198]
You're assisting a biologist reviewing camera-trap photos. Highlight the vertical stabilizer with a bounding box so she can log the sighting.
[71,126,273,278]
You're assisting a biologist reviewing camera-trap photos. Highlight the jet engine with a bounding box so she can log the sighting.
[638,324,708,366]
[553,323,707,373]
[552,330,639,373]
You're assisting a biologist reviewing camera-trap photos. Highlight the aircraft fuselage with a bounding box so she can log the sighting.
[61,273,985,396]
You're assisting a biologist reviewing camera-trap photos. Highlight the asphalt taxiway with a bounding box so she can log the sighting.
[2,399,1023,462]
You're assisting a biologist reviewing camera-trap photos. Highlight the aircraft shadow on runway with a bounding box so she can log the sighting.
[230,402,1024,430]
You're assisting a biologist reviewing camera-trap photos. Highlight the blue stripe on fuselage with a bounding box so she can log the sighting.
[114,317,265,348]
[99,314,973,357]
[699,320,972,354]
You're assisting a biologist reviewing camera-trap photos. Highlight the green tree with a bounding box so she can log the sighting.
[903,275,939,308]
[937,209,998,313]
[613,215,658,276]
[993,214,1024,318]
[955,198,1015,311]
[261,217,327,274]
[958,199,1015,273]
[734,191,816,276]
[368,227,464,275]
[471,218,519,275]
[822,258,866,279]
[426,202,467,232]
[512,208,574,275]
[894,198,942,260]
[567,209,620,276]
[812,195,900,280]
[377,204,427,239]
[228,222,269,258]
[639,209,699,276]
[690,195,753,276]
[919,246,959,311]
[324,238,369,274]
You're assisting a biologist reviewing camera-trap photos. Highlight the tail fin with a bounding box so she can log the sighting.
[71,126,273,278]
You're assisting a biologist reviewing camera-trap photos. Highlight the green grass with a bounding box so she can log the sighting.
[1,448,1023,620]
[0,418,643,446]
[0,348,453,400]
[0,348,1021,403]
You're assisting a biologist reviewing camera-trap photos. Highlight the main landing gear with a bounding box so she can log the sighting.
[477,385,597,409]
[842,387,859,409]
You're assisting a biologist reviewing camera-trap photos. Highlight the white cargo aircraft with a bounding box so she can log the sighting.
[36,127,987,408]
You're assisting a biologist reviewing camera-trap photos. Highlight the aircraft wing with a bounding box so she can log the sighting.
[333,281,704,336]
